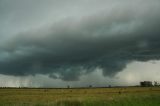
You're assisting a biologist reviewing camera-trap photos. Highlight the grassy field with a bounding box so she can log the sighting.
[0,87,160,106]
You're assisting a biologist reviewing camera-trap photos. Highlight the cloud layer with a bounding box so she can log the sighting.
[0,0,160,81]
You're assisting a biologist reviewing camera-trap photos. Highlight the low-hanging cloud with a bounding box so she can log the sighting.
[0,0,160,81]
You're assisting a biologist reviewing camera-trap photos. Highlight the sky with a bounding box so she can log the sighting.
[0,0,160,87]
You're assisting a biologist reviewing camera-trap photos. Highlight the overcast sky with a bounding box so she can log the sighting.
[0,0,160,87]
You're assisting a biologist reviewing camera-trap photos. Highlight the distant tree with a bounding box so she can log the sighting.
[108,85,111,88]
[89,85,92,88]
[67,85,70,88]
[154,81,160,86]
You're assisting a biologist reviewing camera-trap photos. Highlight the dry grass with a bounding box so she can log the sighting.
[0,87,160,106]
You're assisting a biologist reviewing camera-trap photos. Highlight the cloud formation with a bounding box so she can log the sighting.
[0,0,160,81]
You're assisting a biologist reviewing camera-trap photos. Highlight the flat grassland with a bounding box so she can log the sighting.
[0,87,160,106]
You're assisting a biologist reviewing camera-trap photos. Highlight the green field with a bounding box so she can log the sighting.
[0,87,160,106]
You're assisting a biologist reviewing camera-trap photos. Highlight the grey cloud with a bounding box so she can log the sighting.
[0,0,160,81]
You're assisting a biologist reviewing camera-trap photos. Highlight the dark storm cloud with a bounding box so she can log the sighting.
[0,0,160,81]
